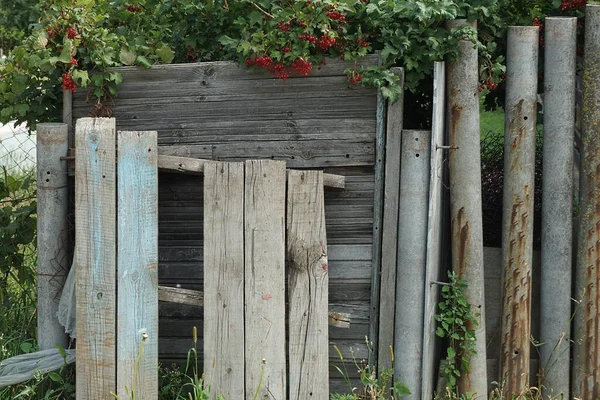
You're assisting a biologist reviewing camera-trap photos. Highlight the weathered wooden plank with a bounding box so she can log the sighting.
[287,170,329,399]
[116,130,159,399]
[203,161,245,400]
[77,97,377,122]
[369,71,387,366]
[70,57,378,98]
[158,244,371,263]
[422,62,446,400]
[75,117,117,398]
[157,154,345,189]
[244,160,287,400]
[212,139,374,168]
[158,286,204,307]
[377,67,404,372]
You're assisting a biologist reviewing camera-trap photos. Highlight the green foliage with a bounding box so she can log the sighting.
[434,272,479,397]
[0,167,36,303]
[0,0,40,52]
[0,0,505,130]
[331,338,411,399]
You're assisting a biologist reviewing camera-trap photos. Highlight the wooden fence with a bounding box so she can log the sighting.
[72,57,381,393]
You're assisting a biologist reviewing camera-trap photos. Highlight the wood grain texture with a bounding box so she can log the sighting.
[422,62,446,399]
[244,160,287,400]
[158,286,204,307]
[369,75,387,367]
[116,130,158,399]
[377,67,404,372]
[287,170,329,399]
[75,117,117,399]
[157,154,344,189]
[203,161,245,400]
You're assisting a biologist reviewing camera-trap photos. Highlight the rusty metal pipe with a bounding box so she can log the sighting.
[540,17,577,399]
[500,26,539,396]
[445,19,488,398]
[573,5,600,398]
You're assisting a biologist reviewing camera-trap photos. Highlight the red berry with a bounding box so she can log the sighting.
[61,73,77,93]
[298,34,318,43]
[326,11,346,22]
[65,27,78,40]
[290,59,312,76]
[348,71,362,83]
[282,46,292,53]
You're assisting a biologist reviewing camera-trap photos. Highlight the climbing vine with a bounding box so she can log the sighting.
[435,272,480,397]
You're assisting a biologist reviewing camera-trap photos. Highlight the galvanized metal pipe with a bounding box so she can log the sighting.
[540,17,577,399]
[446,19,488,398]
[394,129,431,399]
[500,26,539,396]
[574,4,600,398]
[37,123,69,350]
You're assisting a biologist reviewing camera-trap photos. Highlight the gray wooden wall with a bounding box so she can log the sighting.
[72,57,380,393]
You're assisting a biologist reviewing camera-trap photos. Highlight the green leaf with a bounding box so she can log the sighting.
[136,55,152,68]
[156,45,175,64]
[72,70,90,87]
[393,381,411,397]
[19,341,33,353]
[435,327,445,337]
[119,48,137,66]
[447,347,456,359]
[47,372,63,383]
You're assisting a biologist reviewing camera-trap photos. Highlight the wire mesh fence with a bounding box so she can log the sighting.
[0,122,38,332]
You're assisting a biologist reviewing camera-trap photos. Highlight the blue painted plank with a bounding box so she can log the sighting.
[117,130,159,398]
[75,117,117,398]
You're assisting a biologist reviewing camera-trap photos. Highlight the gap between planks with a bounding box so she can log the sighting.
[157,285,351,328]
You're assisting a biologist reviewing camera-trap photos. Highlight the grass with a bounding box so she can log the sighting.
[480,109,505,138]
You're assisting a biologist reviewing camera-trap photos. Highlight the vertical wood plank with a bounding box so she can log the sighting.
[75,117,117,398]
[117,131,158,399]
[287,170,329,400]
[377,67,404,373]
[204,161,245,399]
[244,160,287,400]
[369,75,388,366]
[422,62,446,399]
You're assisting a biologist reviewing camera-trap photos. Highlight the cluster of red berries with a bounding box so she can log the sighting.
[126,5,142,12]
[61,73,77,93]
[282,46,292,53]
[290,59,312,76]
[326,11,346,22]
[532,17,543,27]
[269,63,290,80]
[185,48,200,63]
[246,56,274,68]
[317,35,336,51]
[65,27,78,40]
[69,57,78,66]
[298,34,318,43]
[356,38,370,48]
[478,80,498,92]
[277,21,291,31]
[348,71,361,83]
[561,0,586,10]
